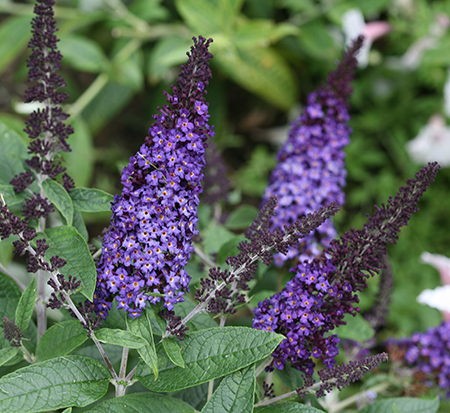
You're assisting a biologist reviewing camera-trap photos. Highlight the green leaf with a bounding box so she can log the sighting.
[0,16,31,76]
[95,328,147,349]
[0,121,27,185]
[175,0,241,35]
[215,46,297,111]
[41,226,97,300]
[83,392,197,412]
[203,225,235,255]
[334,313,375,342]
[0,272,22,324]
[14,278,36,333]
[233,20,298,49]
[0,347,19,367]
[36,320,88,362]
[358,397,439,413]
[162,337,185,368]
[202,364,255,413]
[217,235,246,266]
[42,179,74,226]
[136,326,284,392]
[147,36,193,83]
[65,117,94,188]
[59,34,108,73]
[0,184,27,207]
[127,308,159,380]
[255,402,325,412]
[0,355,110,412]
[225,205,259,230]
[70,187,114,213]
[72,211,89,242]
[147,308,166,336]
[128,0,170,22]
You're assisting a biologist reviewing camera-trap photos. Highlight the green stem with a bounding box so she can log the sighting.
[68,72,109,120]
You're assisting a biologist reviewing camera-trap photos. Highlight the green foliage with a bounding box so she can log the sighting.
[255,403,324,412]
[0,0,449,410]
[136,327,284,392]
[38,226,97,300]
[201,364,255,413]
[42,179,74,226]
[0,355,110,412]
[358,397,439,413]
[95,328,147,349]
[83,392,197,412]
[333,313,375,342]
[127,308,159,379]
[36,320,88,362]
[14,278,36,333]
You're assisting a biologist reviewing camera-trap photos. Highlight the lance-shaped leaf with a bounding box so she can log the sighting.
[94,328,147,349]
[162,337,185,368]
[83,392,197,413]
[0,355,110,412]
[39,226,97,300]
[127,308,159,379]
[14,278,36,332]
[70,187,114,213]
[36,320,88,362]
[201,364,255,413]
[42,179,73,226]
[136,326,284,392]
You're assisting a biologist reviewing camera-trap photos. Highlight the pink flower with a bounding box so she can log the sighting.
[342,9,390,67]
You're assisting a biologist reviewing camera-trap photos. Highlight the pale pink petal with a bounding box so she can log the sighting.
[421,252,450,285]
[363,22,391,42]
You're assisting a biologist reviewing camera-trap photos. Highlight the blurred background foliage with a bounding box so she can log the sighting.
[1,0,450,347]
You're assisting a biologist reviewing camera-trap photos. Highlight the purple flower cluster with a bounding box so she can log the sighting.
[253,163,440,373]
[93,37,214,319]
[10,0,74,209]
[263,37,363,265]
[387,321,450,397]
[253,258,343,373]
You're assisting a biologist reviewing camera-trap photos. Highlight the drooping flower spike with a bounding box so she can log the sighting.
[263,36,364,266]
[94,36,214,319]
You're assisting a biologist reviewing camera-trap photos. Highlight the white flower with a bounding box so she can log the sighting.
[417,285,450,313]
[417,252,450,319]
[341,9,390,68]
[406,114,450,167]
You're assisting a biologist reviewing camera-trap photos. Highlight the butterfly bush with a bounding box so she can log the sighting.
[264,37,363,266]
[93,37,214,319]
[254,163,439,372]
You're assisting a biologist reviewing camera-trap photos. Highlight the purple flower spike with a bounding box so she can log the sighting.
[94,36,214,319]
[254,163,439,373]
[263,37,364,265]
